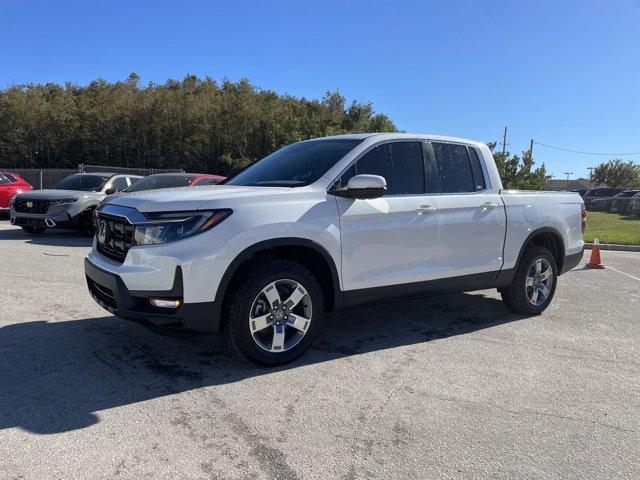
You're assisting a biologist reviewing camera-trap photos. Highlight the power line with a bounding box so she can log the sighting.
[533,141,640,156]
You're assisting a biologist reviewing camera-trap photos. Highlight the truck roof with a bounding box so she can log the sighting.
[311,132,485,147]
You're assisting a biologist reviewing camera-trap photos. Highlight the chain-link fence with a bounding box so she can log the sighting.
[584,195,640,245]
[10,165,183,190]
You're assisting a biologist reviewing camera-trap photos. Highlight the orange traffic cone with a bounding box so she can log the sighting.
[585,238,605,269]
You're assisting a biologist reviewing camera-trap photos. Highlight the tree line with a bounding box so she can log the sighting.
[1,73,562,190]
[0,73,396,174]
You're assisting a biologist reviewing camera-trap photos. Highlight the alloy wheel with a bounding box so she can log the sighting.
[526,258,554,306]
[248,279,313,353]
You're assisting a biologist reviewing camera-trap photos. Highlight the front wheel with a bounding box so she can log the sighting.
[501,246,557,315]
[224,259,325,366]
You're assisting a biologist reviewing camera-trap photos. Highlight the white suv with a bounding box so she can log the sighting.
[85,133,585,365]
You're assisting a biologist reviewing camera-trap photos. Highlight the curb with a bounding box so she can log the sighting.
[585,243,640,252]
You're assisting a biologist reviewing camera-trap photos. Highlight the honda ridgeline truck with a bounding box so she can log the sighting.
[85,133,585,365]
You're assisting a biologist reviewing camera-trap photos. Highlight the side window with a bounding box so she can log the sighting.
[3,173,18,182]
[431,142,475,193]
[110,177,129,191]
[467,147,486,191]
[354,141,424,195]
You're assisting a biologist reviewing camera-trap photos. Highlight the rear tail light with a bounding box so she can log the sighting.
[581,203,587,233]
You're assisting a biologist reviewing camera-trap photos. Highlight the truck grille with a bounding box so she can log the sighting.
[96,212,135,263]
[13,199,51,214]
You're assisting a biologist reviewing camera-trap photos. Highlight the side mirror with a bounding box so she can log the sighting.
[331,174,387,200]
[104,188,117,195]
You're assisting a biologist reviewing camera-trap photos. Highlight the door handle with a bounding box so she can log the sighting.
[482,202,498,209]
[417,205,437,215]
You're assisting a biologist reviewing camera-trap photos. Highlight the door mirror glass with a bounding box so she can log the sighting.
[334,174,387,199]
[104,187,117,195]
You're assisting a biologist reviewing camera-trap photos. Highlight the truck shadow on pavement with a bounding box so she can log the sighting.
[0,293,528,434]
[0,224,93,247]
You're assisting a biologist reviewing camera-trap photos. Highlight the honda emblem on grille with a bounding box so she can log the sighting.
[26,201,33,209]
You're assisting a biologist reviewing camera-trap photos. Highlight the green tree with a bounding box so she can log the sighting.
[591,159,640,188]
[488,142,551,190]
[0,74,397,172]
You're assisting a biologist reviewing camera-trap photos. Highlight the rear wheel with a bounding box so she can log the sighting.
[224,259,325,366]
[501,246,557,314]
[21,226,46,234]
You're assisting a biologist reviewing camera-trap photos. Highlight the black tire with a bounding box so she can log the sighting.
[79,208,97,236]
[224,259,325,366]
[501,245,557,315]
[21,226,46,234]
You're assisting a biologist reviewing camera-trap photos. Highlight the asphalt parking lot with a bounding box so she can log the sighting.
[0,221,638,480]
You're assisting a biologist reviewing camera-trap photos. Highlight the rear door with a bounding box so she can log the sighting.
[428,142,506,278]
[336,140,441,291]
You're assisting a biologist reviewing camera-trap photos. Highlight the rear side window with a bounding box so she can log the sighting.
[467,147,486,191]
[3,173,17,182]
[431,142,475,193]
[354,141,424,195]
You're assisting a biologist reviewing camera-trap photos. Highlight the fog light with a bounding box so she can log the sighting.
[149,298,181,309]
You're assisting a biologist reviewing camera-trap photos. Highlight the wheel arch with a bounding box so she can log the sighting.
[516,227,566,274]
[215,238,343,314]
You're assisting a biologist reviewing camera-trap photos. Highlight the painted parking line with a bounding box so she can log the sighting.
[605,264,640,283]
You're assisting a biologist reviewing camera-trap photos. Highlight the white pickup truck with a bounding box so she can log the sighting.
[85,133,585,365]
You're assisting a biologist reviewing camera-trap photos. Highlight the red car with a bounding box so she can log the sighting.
[0,171,33,215]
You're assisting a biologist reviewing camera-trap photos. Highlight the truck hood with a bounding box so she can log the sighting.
[15,189,103,200]
[105,185,291,212]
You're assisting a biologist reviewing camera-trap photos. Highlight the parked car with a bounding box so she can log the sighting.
[573,189,589,198]
[583,188,623,210]
[85,133,585,366]
[609,190,640,214]
[630,192,640,217]
[92,173,226,232]
[0,171,32,216]
[122,172,225,192]
[10,172,142,234]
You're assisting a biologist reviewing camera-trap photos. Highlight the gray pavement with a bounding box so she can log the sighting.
[0,222,638,479]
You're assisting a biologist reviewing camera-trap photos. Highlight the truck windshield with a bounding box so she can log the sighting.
[225,139,362,187]
[53,174,110,192]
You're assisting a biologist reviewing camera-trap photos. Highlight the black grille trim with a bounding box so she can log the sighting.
[96,212,135,264]
[86,278,118,311]
[13,199,52,214]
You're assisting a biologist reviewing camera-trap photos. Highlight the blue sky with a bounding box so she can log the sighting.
[1,0,639,179]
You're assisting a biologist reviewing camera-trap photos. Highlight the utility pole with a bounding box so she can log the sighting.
[587,166,595,185]
[564,172,574,182]
[500,127,508,156]
[529,139,534,160]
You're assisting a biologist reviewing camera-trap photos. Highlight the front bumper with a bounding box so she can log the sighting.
[85,258,221,333]
[10,211,76,229]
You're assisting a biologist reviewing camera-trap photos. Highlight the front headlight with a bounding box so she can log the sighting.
[133,209,232,246]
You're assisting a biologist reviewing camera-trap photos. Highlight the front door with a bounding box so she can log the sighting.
[336,141,441,291]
